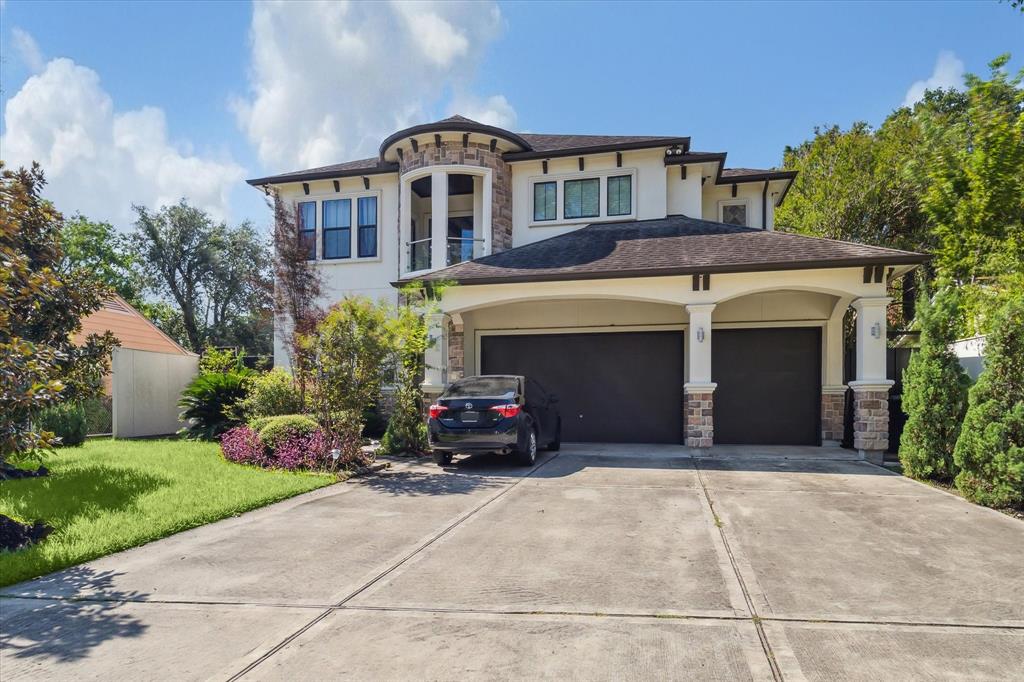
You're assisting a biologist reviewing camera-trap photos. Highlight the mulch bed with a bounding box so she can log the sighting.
[0,514,53,552]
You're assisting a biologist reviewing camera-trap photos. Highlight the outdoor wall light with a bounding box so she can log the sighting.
[697,327,706,343]
[871,322,882,339]
[330,448,341,461]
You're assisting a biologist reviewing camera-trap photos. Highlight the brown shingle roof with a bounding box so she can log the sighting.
[247,157,398,186]
[409,215,927,285]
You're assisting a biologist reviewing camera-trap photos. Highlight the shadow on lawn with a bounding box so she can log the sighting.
[0,566,149,663]
[0,465,170,526]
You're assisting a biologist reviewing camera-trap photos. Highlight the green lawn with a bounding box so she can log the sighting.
[0,438,335,587]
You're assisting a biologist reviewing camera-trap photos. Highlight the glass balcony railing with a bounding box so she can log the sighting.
[447,237,483,266]
[407,238,431,272]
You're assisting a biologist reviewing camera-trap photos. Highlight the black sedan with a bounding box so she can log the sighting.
[427,375,561,466]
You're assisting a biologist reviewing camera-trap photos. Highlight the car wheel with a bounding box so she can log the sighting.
[433,451,453,466]
[545,419,561,451]
[517,426,538,466]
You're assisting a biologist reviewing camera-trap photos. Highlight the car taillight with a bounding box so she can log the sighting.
[428,404,448,419]
[490,403,521,418]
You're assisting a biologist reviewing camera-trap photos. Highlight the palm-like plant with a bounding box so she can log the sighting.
[178,368,253,440]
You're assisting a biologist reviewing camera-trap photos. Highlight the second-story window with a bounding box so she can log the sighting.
[298,201,316,260]
[607,175,631,216]
[564,178,599,219]
[357,196,378,258]
[720,200,748,227]
[533,181,556,221]
[322,198,351,259]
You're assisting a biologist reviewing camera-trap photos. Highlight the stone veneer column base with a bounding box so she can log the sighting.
[849,381,894,464]
[447,320,464,384]
[821,386,847,446]
[684,383,716,449]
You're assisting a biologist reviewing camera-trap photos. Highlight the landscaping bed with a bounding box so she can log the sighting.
[0,438,334,587]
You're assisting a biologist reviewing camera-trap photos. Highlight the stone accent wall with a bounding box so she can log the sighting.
[821,391,846,444]
[852,388,890,462]
[448,319,464,383]
[399,142,513,252]
[685,391,714,448]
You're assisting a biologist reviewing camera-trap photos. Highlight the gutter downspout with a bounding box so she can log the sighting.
[761,180,769,230]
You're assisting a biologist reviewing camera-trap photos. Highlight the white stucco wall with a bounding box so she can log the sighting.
[509,148,669,246]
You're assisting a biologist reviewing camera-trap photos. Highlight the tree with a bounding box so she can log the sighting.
[304,297,394,465]
[954,294,1024,508]
[0,163,117,473]
[130,200,273,354]
[898,288,970,481]
[379,285,434,455]
[916,55,1024,335]
[270,190,323,403]
[61,215,145,305]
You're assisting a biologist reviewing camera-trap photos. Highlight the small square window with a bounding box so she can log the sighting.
[607,175,632,216]
[564,178,599,219]
[721,202,748,227]
[533,182,556,221]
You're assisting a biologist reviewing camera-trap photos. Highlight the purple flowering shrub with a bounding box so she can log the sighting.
[220,426,266,466]
[220,424,351,472]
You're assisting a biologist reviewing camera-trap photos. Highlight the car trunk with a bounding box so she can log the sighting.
[436,397,510,429]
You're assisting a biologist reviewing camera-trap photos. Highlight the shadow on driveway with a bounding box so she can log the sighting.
[0,566,149,663]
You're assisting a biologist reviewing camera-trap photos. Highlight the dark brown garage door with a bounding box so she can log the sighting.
[481,331,683,443]
[712,327,821,445]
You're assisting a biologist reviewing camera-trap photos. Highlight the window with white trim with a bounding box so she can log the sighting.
[322,198,351,259]
[528,169,636,226]
[357,196,377,257]
[719,199,748,227]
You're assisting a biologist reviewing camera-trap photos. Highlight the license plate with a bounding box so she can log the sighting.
[460,411,480,423]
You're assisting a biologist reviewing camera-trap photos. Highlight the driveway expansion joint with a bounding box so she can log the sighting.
[225,452,562,682]
[695,459,784,682]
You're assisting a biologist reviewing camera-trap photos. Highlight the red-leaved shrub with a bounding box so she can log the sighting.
[220,425,266,466]
[221,424,352,472]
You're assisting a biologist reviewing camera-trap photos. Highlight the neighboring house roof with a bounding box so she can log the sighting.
[76,294,194,356]
[407,215,928,286]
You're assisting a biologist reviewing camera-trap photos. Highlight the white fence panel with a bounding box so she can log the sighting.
[112,348,199,438]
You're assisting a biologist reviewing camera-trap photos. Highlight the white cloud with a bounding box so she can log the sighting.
[903,51,965,107]
[447,94,517,130]
[11,27,45,73]
[234,0,515,172]
[2,56,244,229]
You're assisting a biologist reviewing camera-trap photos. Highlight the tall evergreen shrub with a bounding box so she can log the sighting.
[899,289,970,480]
[954,295,1024,507]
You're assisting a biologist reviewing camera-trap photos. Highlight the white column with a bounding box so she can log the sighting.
[481,171,493,256]
[850,297,892,386]
[472,176,484,258]
[684,303,716,391]
[422,312,449,395]
[431,170,448,269]
[823,296,851,390]
[399,178,411,274]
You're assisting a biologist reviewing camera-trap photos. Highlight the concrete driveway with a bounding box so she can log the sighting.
[2,444,1023,680]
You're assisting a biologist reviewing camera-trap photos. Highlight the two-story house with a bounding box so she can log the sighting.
[248,115,926,462]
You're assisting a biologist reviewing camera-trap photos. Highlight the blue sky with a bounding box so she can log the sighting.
[1,1,1020,232]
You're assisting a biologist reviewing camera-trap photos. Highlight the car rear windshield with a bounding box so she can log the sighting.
[443,376,518,398]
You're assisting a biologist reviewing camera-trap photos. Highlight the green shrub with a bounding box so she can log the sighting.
[178,369,254,440]
[256,414,318,450]
[235,368,303,420]
[248,416,273,433]
[899,289,970,481]
[379,301,430,455]
[36,402,88,447]
[199,347,245,374]
[362,403,389,439]
[954,295,1024,508]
